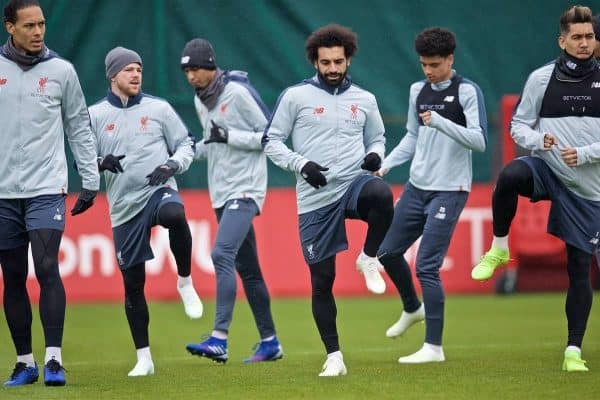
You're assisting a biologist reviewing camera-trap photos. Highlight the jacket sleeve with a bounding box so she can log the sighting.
[62,65,100,191]
[381,83,420,172]
[263,89,309,173]
[577,142,600,165]
[428,82,487,152]
[161,103,194,174]
[227,86,269,151]
[194,140,208,160]
[362,93,386,159]
[510,69,550,150]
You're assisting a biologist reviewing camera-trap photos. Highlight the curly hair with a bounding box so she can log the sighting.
[560,5,593,34]
[305,24,358,63]
[3,0,40,24]
[414,27,456,57]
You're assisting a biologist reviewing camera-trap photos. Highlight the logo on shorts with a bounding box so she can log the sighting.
[306,244,315,260]
[53,208,62,221]
[228,200,239,210]
[117,251,125,266]
[434,206,447,220]
[162,192,172,200]
[589,232,599,246]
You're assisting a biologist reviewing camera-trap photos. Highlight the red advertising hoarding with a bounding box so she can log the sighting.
[1,185,499,302]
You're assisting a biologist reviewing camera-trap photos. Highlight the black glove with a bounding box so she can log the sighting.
[146,160,179,186]
[71,189,97,216]
[360,152,382,172]
[99,154,125,173]
[301,161,329,189]
[204,120,229,144]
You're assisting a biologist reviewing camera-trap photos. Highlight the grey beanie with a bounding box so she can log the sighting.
[105,46,142,79]
[180,38,216,70]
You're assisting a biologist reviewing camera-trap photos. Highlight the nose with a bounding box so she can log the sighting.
[581,38,590,48]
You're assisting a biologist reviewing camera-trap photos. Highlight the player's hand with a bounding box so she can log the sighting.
[374,167,389,177]
[204,120,229,144]
[360,152,381,172]
[301,161,328,189]
[543,133,558,151]
[419,111,432,125]
[71,189,97,216]
[146,160,178,186]
[98,154,125,173]
[560,147,578,167]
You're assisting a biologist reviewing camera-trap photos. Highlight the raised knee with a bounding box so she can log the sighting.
[158,203,186,229]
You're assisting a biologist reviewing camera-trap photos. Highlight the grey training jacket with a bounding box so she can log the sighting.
[381,73,487,192]
[0,50,99,197]
[511,63,600,201]
[193,71,269,211]
[89,91,194,227]
[263,75,385,214]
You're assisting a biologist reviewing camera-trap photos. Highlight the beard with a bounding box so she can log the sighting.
[318,70,347,87]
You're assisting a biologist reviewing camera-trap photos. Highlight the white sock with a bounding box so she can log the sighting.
[211,330,227,340]
[17,353,35,368]
[262,335,275,342]
[177,275,192,288]
[327,350,343,360]
[566,345,581,354]
[44,347,62,365]
[360,250,376,259]
[491,236,509,251]
[423,342,443,354]
[136,347,152,362]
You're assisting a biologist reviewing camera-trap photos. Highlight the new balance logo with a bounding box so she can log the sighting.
[228,200,239,210]
[162,192,172,200]
[589,232,599,245]
[117,251,124,266]
[434,206,447,220]
[443,96,455,102]
[591,82,600,88]
[53,207,62,221]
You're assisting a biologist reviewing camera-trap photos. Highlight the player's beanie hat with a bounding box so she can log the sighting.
[180,38,217,70]
[105,46,142,80]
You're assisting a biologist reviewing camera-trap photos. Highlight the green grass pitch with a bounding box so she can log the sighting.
[0,293,598,399]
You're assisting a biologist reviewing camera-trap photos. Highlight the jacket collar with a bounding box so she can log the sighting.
[304,73,352,95]
[106,89,143,108]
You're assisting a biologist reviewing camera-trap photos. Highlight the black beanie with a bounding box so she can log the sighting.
[180,38,216,70]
